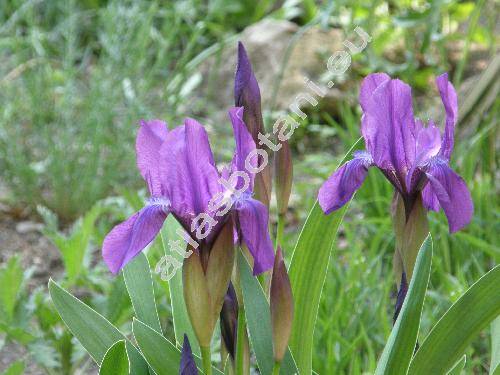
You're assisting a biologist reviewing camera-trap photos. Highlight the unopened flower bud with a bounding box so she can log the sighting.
[183,221,235,348]
[234,42,264,144]
[392,193,429,282]
[220,282,238,360]
[274,135,293,216]
[234,42,273,208]
[180,334,198,375]
[270,247,294,363]
[183,249,213,348]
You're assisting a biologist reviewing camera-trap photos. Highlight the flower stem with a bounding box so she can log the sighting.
[235,306,247,374]
[201,346,212,375]
[272,361,282,375]
[275,212,285,249]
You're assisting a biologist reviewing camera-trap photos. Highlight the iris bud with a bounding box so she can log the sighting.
[234,42,264,144]
[220,282,238,360]
[274,133,293,216]
[179,334,198,375]
[392,192,429,283]
[234,42,272,208]
[270,247,294,363]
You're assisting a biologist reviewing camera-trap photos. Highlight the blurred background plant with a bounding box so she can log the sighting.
[0,0,498,373]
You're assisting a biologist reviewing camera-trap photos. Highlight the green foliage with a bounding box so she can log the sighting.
[99,340,129,375]
[375,236,432,375]
[238,251,297,375]
[0,0,498,374]
[408,264,500,374]
[159,216,199,355]
[0,256,24,322]
[1,361,24,375]
[287,140,359,374]
[123,253,161,334]
[39,201,109,283]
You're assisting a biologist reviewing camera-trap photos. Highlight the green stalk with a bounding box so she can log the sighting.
[201,346,212,375]
[235,306,247,375]
[272,361,282,375]
[275,212,285,249]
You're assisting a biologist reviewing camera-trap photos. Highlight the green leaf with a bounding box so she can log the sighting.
[408,264,500,374]
[288,202,349,372]
[133,319,223,375]
[0,256,24,321]
[447,355,466,375]
[375,236,433,375]
[132,318,183,375]
[490,317,500,375]
[1,360,24,375]
[49,279,148,373]
[159,215,199,355]
[123,252,161,333]
[99,340,129,375]
[238,251,297,375]
[288,139,360,374]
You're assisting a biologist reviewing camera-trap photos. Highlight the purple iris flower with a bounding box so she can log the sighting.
[318,73,473,233]
[102,107,274,275]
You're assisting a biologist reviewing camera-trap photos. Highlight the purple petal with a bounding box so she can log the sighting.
[425,159,473,233]
[234,42,264,142]
[422,183,440,212]
[102,205,167,274]
[179,334,198,375]
[318,151,373,214]
[361,78,416,181]
[228,106,257,190]
[160,120,221,221]
[136,120,168,196]
[359,73,390,112]
[406,120,442,193]
[436,73,458,160]
[236,197,274,275]
[415,120,441,164]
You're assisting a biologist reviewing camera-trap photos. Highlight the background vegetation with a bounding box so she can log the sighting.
[0,0,498,373]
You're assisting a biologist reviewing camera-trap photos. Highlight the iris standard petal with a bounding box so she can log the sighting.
[406,120,442,193]
[362,79,416,179]
[359,72,390,112]
[102,204,168,274]
[318,151,373,214]
[415,120,441,165]
[228,106,257,190]
[136,119,168,196]
[179,334,198,375]
[236,197,274,275]
[160,120,222,220]
[425,158,473,233]
[436,73,458,160]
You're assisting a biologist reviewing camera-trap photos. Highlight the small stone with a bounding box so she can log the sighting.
[15,221,44,234]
